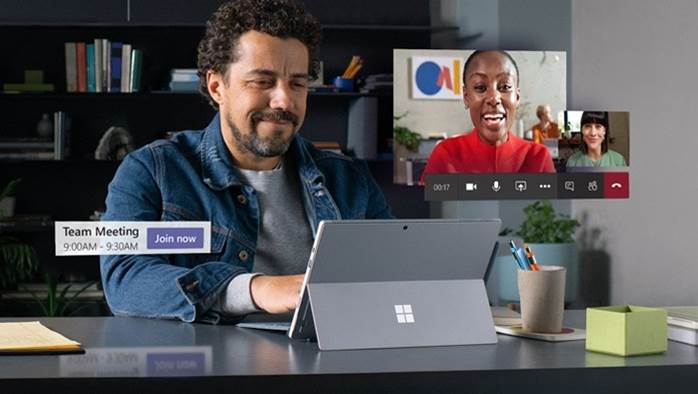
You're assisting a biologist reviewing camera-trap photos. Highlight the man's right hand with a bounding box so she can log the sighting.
[250,274,304,314]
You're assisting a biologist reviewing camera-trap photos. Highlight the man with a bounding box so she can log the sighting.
[422,50,555,174]
[100,0,392,323]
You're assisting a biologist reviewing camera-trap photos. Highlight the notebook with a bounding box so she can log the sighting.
[0,321,84,355]
[664,306,698,330]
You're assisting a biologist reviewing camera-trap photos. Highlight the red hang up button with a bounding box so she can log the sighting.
[603,172,630,199]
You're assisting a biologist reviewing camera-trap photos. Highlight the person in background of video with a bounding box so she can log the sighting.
[566,111,627,168]
[532,104,560,144]
[422,50,555,175]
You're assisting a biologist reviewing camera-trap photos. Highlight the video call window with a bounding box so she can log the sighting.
[392,49,630,201]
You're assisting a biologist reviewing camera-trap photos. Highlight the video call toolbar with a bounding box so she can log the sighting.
[425,173,629,201]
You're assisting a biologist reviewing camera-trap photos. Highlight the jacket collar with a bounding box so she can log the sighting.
[201,113,325,190]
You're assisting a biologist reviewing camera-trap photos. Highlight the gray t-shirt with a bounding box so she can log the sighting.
[218,156,314,315]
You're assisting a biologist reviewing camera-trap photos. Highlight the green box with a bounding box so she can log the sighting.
[586,305,667,356]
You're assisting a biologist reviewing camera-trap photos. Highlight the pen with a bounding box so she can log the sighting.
[509,240,529,270]
[524,244,541,271]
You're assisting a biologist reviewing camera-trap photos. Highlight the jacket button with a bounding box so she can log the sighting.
[238,250,249,261]
[236,194,247,205]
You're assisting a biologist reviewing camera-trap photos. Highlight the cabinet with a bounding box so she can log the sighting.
[0,0,433,290]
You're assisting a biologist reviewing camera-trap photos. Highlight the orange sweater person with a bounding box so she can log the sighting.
[532,104,560,144]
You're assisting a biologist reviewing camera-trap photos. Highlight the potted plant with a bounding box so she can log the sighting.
[497,201,580,304]
[0,237,39,291]
[23,274,97,317]
[393,112,421,152]
[0,178,39,295]
[0,178,21,218]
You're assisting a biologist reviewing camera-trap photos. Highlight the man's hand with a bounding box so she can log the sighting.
[250,274,304,314]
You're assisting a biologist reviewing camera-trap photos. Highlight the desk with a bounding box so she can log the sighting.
[2,311,697,393]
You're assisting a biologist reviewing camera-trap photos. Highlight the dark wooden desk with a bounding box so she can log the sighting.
[1,311,697,393]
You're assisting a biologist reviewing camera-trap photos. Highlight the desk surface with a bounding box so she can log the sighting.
[2,311,698,393]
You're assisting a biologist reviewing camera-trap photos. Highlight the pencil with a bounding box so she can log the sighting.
[524,244,541,271]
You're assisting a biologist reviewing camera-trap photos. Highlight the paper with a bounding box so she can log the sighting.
[491,306,522,326]
[0,321,81,352]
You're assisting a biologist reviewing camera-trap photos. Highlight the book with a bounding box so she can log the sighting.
[668,324,698,346]
[0,321,83,355]
[53,111,69,160]
[169,81,199,92]
[101,39,110,92]
[171,68,197,74]
[171,72,200,82]
[110,42,122,93]
[121,43,132,93]
[0,138,53,150]
[94,39,103,93]
[64,42,77,92]
[76,42,87,92]
[2,83,55,92]
[0,152,55,160]
[665,306,698,330]
[86,43,96,92]
[312,141,342,154]
[130,49,143,92]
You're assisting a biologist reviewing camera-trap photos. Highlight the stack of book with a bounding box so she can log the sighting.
[169,69,200,92]
[360,73,393,94]
[0,111,69,160]
[65,40,143,93]
[666,306,698,345]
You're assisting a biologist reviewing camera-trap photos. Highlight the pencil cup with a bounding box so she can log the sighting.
[517,265,566,333]
[333,76,354,92]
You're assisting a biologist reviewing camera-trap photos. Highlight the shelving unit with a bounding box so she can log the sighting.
[0,0,435,293]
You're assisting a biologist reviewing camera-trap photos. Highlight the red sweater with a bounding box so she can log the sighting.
[423,129,555,174]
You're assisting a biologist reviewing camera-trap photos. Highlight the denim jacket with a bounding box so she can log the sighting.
[100,114,392,323]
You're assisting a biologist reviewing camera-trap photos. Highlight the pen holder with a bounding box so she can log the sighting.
[333,76,354,92]
[586,305,667,356]
[517,266,566,333]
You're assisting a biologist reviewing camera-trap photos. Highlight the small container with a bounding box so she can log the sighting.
[333,76,354,92]
[517,266,566,333]
[586,305,667,356]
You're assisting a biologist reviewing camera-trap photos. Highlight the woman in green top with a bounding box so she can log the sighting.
[566,111,627,168]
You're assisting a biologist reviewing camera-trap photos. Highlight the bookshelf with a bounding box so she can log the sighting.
[0,0,433,298]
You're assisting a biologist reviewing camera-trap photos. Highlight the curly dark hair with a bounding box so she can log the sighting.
[197,0,322,109]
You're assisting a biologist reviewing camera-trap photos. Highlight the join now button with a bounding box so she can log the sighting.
[147,228,204,249]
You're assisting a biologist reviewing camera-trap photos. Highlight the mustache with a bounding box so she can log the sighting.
[251,110,299,126]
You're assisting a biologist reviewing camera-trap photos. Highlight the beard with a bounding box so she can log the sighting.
[226,110,299,158]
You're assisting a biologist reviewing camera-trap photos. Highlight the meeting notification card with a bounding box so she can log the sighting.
[55,221,211,256]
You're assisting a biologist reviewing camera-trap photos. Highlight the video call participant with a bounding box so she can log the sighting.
[422,50,555,175]
[532,104,560,144]
[100,0,392,323]
[566,111,627,168]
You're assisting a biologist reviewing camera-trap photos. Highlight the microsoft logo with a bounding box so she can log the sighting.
[394,304,415,324]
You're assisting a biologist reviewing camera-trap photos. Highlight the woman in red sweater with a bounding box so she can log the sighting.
[423,51,555,174]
